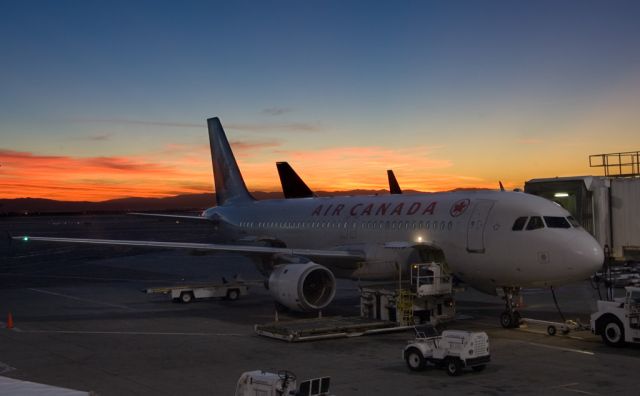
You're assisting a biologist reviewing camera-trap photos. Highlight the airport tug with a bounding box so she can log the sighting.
[235,370,332,396]
[591,286,640,346]
[403,325,490,376]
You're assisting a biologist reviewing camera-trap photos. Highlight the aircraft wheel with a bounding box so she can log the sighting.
[180,291,194,304]
[547,326,557,336]
[602,317,625,347]
[445,358,462,376]
[405,348,426,371]
[500,311,521,328]
[500,312,514,328]
[226,289,240,301]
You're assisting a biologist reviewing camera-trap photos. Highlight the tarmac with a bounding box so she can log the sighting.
[1,214,638,395]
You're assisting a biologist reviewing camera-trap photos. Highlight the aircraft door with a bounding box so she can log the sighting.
[466,200,495,253]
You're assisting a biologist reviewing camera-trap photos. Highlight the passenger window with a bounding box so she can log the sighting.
[526,216,544,230]
[544,216,570,229]
[512,217,527,231]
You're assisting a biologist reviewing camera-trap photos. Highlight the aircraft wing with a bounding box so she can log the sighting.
[128,213,211,221]
[12,236,365,261]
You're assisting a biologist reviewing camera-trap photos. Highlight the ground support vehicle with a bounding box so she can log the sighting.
[520,318,590,336]
[234,370,332,396]
[403,327,490,376]
[590,286,640,346]
[360,262,455,327]
[145,281,249,303]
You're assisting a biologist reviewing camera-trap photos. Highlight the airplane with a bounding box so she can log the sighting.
[14,117,604,328]
[277,162,402,197]
[387,170,402,194]
[276,161,316,199]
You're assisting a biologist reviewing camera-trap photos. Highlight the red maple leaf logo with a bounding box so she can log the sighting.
[450,199,470,217]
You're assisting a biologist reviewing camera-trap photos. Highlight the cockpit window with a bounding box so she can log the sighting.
[567,216,581,228]
[544,216,571,229]
[526,216,544,230]
[512,216,528,231]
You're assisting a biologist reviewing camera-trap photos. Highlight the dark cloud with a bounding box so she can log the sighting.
[69,118,202,128]
[261,107,292,116]
[227,122,322,132]
[230,139,282,151]
[67,118,322,133]
[88,133,113,141]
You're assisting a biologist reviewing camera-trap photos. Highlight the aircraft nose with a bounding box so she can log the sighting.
[571,233,604,275]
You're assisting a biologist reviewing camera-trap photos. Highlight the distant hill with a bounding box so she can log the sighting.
[0,188,492,215]
[0,190,390,215]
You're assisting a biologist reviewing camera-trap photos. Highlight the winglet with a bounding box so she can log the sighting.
[276,161,315,198]
[387,170,402,194]
[207,117,255,206]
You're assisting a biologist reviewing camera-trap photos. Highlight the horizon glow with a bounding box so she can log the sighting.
[2,1,640,201]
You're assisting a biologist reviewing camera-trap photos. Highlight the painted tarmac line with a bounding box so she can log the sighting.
[551,383,600,396]
[0,322,21,332]
[513,340,595,355]
[1,272,172,283]
[28,288,134,310]
[15,329,246,337]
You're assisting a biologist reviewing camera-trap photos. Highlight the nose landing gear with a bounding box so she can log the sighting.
[500,287,522,328]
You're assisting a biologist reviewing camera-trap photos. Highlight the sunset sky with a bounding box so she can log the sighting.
[2,1,640,201]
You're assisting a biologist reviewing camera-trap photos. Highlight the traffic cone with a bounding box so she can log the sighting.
[6,312,13,329]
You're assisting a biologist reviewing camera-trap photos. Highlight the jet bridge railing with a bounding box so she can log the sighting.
[589,151,640,177]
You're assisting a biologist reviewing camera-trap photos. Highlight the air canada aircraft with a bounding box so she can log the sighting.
[276,161,316,199]
[387,169,402,194]
[15,117,604,328]
[278,162,402,197]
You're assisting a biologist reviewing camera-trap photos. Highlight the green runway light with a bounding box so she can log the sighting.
[22,236,29,241]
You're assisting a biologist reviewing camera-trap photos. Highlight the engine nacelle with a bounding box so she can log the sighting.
[268,262,336,312]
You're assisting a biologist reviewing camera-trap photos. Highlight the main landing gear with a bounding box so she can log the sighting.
[500,287,522,328]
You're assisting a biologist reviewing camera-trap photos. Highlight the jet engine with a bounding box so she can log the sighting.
[268,262,336,312]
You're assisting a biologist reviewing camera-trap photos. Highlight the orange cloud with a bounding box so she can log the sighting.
[0,149,212,201]
[238,145,498,192]
[1,142,502,202]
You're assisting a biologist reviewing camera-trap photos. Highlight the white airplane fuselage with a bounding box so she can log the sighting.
[205,189,603,293]
[15,117,604,311]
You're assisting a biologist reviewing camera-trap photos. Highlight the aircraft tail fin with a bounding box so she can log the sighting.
[276,161,315,198]
[387,170,403,194]
[207,117,255,206]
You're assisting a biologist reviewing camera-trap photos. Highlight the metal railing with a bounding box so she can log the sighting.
[589,151,640,177]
